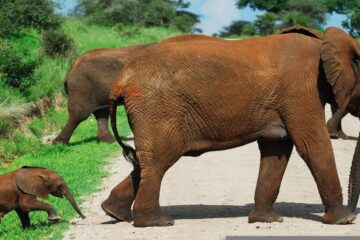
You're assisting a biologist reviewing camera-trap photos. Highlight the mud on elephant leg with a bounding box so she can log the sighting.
[101,167,140,222]
[94,108,116,143]
[132,151,180,227]
[327,106,348,139]
[249,140,293,223]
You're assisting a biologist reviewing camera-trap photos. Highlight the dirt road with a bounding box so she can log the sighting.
[64,107,360,239]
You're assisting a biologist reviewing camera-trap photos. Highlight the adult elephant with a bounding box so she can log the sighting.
[103,27,360,227]
[53,35,215,144]
[280,26,350,140]
[52,44,152,144]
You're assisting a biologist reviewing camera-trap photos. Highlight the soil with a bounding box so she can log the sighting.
[64,106,360,239]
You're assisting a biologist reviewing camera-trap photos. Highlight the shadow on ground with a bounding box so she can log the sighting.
[102,202,353,224]
[162,202,327,222]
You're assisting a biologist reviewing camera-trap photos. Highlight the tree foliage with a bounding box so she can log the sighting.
[0,0,61,37]
[236,0,327,35]
[324,0,360,37]
[235,0,360,36]
[75,0,200,33]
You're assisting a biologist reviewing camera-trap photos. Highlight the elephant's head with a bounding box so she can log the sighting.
[16,166,86,219]
[321,28,360,212]
[321,27,360,116]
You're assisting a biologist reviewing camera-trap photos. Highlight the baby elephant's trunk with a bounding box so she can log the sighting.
[348,132,360,212]
[64,191,86,219]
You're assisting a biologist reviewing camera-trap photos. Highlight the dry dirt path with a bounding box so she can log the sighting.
[64,107,360,239]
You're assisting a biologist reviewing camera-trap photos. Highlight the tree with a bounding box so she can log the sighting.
[280,0,327,29]
[0,0,61,37]
[75,0,200,33]
[324,0,360,37]
[254,12,279,35]
[219,20,254,37]
[237,0,287,13]
[236,0,327,35]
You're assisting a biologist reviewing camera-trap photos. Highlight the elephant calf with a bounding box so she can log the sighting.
[0,166,85,228]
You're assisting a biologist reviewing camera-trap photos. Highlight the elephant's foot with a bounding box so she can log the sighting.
[327,124,348,140]
[322,207,356,224]
[134,210,174,227]
[101,198,132,222]
[336,130,348,140]
[52,136,69,145]
[98,134,116,143]
[48,209,61,222]
[248,208,284,223]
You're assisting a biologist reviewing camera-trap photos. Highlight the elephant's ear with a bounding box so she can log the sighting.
[16,169,49,199]
[279,25,322,39]
[321,27,360,110]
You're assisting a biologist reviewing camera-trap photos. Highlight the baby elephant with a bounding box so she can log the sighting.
[0,166,85,228]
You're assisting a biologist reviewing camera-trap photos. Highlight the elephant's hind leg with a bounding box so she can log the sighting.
[15,209,30,229]
[94,108,116,143]
[132,150,181,227]
[101,167,140,222]
[249,140,293,223]
[52,117,82,144]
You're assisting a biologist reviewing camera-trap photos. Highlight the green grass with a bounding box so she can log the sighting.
[0,106,130,240]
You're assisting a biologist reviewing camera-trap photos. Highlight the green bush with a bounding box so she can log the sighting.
[0,0,61,37]
[41,29,75,57]
[0,42,37,92]
[113,23,141,37]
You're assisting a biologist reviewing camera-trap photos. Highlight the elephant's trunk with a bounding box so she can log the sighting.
[64,191,86,219]
[347,132,360,212]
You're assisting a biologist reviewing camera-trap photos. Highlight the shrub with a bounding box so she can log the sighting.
[0,0,61,37]
[41,29,75,57]
[113,23,141,37]
[0,96,30,136]
[0,42,37,92]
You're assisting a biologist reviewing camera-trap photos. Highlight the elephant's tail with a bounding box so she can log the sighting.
[109,88,138,168]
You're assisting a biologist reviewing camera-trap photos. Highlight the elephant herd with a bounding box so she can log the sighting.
[2,26,360,229]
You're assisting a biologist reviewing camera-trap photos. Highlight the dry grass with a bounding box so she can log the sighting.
[0,97,31,135]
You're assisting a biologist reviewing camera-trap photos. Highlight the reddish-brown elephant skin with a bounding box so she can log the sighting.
[103,27,360,227]
[53,35,216,145]
[280,26,350,140]
[0,167,85,228]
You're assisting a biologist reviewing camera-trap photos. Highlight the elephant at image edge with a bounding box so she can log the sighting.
[102,27,360,227]
[53,35,216,145]
[0,166,85,228]
[280,25,350,140]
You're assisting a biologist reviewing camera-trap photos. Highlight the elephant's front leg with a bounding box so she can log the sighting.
[327,106,348,139]
[249,140,293,223]
[19,196,60,222]
[15,209,30,229]
[101,167,140,222]
[288,117,355,224]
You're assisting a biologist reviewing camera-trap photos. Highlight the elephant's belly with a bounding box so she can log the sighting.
[184,123,289,157]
